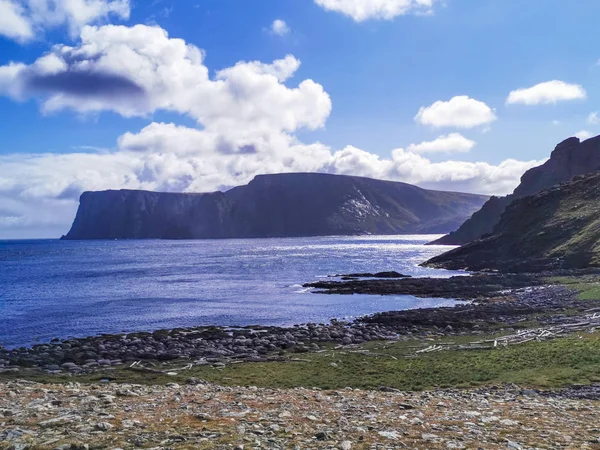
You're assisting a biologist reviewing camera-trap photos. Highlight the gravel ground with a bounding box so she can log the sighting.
[1,380,599,449]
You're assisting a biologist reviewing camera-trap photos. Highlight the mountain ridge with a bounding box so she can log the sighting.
[431,135,600,245]
[424,171,600,272]
[62,172,488,240]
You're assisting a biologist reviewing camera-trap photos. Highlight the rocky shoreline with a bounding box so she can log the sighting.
[2,273,597,376]
[2,380,600,449]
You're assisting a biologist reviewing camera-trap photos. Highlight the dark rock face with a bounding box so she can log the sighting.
[432,135,600,245]
[62,173,488,240]
[424,172,600,272]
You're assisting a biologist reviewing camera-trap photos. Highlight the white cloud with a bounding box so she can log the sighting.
[0,23,543,238]
[575,130,592,141]
[506,80,586,105]
[0,24,331,138]
[271,19,290,36]
[415,96,497,129]
[0,122,543,237]
[0,0,34,41]
[314,0,438,21]
[326,146,542,195]
[587,112,600,125]
[405,133,475,154]
[0,0,130,42]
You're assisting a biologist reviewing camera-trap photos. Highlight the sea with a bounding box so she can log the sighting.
[0,235,465,348]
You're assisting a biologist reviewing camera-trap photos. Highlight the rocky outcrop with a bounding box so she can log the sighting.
[431,135,600,245]
[62,173,488,240]
[424,171,600,272]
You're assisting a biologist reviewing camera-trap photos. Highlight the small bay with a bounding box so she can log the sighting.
[0,235,462,348]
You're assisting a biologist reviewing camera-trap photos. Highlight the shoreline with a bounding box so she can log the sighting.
[3,271,600,377]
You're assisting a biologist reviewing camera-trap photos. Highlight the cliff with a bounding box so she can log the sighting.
[431,135,600,245]
[61,173,488,240]
[424,171,600,272]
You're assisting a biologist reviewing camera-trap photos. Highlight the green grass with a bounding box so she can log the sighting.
[548,275,600,300]
[5,332,600,391]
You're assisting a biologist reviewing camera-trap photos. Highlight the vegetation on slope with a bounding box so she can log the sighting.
[425,172,600,272]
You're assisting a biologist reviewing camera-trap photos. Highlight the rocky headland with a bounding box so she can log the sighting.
[425,172,600,272]
[432,134,600,246]
[61,172,488,240]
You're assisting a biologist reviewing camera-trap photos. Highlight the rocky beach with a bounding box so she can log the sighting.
[2,380,600,449]
[2,272,598,376]
[2,271,600,448]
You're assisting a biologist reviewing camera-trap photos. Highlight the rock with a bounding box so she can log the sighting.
[378,431,399,440]
[39,416,77,428]
[314,431,328,440]
[340,441,352,450]
[95,422,113,431]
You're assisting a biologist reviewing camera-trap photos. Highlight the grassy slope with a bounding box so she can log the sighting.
[4,331,600,391]
[548,275,600,300]
[426,172,600,271]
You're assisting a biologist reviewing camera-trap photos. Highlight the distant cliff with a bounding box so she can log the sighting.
[431,135,600,245]
[62,173,488,240]
[424,171,600,272]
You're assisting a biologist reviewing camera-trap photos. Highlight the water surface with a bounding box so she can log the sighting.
[0,235,463,348]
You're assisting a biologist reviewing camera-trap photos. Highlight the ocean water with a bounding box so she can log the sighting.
[0,235,464,348]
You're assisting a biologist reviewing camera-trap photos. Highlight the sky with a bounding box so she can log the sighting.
[1,0,599,239]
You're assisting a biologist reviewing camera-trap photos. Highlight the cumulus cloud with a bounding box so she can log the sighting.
[314,0,438,21]
[575,130,592,141]
[587,112,600,125]
[0,121,543,237]
[506,80,587,105]
[270,19,290,36]
[0,24,331,139]
[405,133,475,154]
[0,23,542,238]
[0,0,34,41]
[326,146,542,195]
[415,96,497,129]
[0,0,129,42]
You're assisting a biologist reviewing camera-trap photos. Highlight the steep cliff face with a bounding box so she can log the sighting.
[431,135,600,245]
[62,173,488,240]
[424,172,600,272]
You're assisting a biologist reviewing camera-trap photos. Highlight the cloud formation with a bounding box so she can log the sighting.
[405,133,475,154]
[506,80,587,105]
[587,112,600,125]
[575,130,592,141]
[0,23,543,238]
[313,0,438,21]
[415,96,497,129]
[0,24,331,141]
[270,19,290,36]
[0,121,543,237]
[0,0,129,42]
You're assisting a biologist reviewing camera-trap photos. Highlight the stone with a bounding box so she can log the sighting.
[95,422,113,431]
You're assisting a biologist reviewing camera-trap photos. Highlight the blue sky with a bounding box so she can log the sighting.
[0,0,599,238]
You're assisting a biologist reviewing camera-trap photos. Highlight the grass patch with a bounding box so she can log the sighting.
[548,275,600,300]
[4,331,600,391]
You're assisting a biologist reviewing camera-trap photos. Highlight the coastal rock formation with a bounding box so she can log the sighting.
[62,173,488,240]
[432,135,600,245]
[425,171,600,272]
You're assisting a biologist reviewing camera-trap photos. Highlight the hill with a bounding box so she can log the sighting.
[431,135,600,245]
[424,171,600,272]
[61,172,488,240]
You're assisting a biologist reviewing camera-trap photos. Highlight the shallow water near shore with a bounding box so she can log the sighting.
[0,235,464,348]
